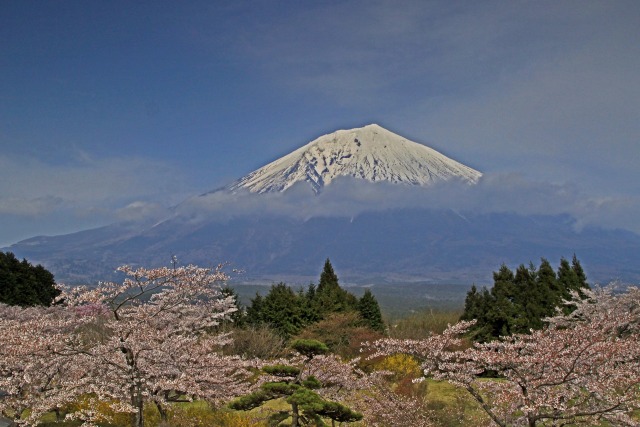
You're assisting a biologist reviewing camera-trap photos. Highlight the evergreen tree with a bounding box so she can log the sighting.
[557,257,577,300]
[313,259,358,315]
[301,283,321,325]
[244,259,385,339]
[462,257,590,342]
[245,292,265,326]
[0,252,59,307]
[229,339,362,427]
[461,285,494,341]
[571,254,589,291]
[357,289,385,332]
[245,283,306,338]
[529,259,558,329]
[318,258,339,292]
[486,264,520,338]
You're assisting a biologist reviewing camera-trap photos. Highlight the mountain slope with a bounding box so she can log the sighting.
[5,125,640,286]
[227,124,482,194]
[8,211,640,284]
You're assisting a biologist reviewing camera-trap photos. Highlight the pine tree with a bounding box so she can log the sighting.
[486,264,519,338]
[557,257,577,299]
[245,283,307,338]
[313,259,358,315]
[357,289,385,332]
[571,254,589,291]
[229,339,362,427]
[245,293,264,326]
[461,257,591,342]
[530,258,558,328]
[318,258,339,292]
[461,285,481,321]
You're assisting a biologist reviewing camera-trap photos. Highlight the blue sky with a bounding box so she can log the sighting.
[1,1,639,247]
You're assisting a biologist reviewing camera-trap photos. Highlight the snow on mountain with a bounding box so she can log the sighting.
[227,124,482,194]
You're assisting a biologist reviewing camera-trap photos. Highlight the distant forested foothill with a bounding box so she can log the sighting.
[461,255,589,342]
[234,259,385,340]
[0,251,60,307]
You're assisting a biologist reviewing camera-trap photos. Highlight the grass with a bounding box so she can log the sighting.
[388,308,464,339]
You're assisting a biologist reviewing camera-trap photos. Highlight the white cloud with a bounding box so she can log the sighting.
[115,201,169,223]
[0,153,190,245]
[176,175,640,235]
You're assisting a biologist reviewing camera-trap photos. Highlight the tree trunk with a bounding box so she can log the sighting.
[154,400,168,423]
[291,402,299,427]
[129,380,144,427]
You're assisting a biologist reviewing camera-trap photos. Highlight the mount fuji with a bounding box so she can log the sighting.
[5,125,640,285]
[226,124,481,194]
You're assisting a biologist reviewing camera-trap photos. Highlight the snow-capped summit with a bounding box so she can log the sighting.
[228,124,482,194]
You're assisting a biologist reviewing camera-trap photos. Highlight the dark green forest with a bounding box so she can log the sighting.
[0,251,60,307]
[238,259,385,339]
[460,255,589,342]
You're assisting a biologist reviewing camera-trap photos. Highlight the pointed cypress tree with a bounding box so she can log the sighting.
[557,257,577,298]
[357,289,385,332]
[318,258,339,292]
[463,256,591,342]
[314,259,357,315]
[245,292,265,326]
[529,258,558,328]
[571,254,589,291]
[488,264,519,337]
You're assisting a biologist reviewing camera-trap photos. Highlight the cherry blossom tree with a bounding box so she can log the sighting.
[367,287,640,427]
[264,340,435,427]
[0,303,88,423]
[1,264,255,427]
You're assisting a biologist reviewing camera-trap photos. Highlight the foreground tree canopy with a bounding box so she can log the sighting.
[368,286,640,426]
[0,251,59,307]
[0,264,252,427]
[2,257,638,427]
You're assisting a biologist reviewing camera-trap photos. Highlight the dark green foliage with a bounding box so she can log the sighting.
[245,293,264,324]
[229,339,362,426]
[318,259,339,292]
[312,259,359,315]
[290,339,329,358]
[244,259,384,339]
[316,401,363,423]
[357,289,385,332]
[0,251,60,307]
[263,365,301,377]
[301,376,321,390]
[246,283,307,337]
[462,256,590,342]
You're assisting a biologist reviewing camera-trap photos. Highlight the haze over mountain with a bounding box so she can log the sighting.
[5,125,640,285]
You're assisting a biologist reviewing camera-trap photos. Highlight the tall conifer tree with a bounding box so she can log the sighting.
[358,289,385,332]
